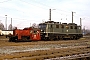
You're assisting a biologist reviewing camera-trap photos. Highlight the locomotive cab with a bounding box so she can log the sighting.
[30,28,41,41]
[39,23,46,33]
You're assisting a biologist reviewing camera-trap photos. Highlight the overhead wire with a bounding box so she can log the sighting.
[0,0,89,20]
[0,0,89,27]
[19,0,49,10]
[0,0,80,21]
[19,0,72,21]
[24,0,82,21]
[0,0,12,3]
[30,0,71,13]
[29,0,90,21]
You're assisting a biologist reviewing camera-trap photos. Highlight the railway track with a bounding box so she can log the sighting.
[45,53,90,60]
[0,45,90,60]
[0,36,90,60]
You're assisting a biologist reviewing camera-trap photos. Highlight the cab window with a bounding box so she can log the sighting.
[56,25,59,28]
[61,25,64,28]
[39,24,46,28]
[70,26,73,29]
[74,26,77,29]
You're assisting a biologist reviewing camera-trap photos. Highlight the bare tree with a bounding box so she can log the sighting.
[0,23,5,30]
[36,24,39,28]
[32,23,39,28]
[32,23,37,28]
[8,24,12,30]
[12,26,17,30]
[8,24,17,30]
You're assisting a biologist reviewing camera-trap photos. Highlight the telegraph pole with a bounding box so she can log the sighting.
[11,18,12,30]
[49,9,51,21]
[0,20,1,23]
[72,12,75,23]
[80,18,82,33]
[5,15,7,30]
[80,18,85,29]
[72,12,73,23]
[49,9,56,21]
[80,18,82,26]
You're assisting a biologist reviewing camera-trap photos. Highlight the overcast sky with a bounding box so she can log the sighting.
[0,0,90,29]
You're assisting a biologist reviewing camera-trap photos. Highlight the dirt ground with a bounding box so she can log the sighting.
[0,36,90,60]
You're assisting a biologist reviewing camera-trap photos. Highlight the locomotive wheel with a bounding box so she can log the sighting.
[58,36,61,40]
[44,37,49,41]
[55,36,59,41]
[61,36,64,40]
[9,37,12,42]
[75,36,77,40]
[76,36,79,40]
[70,37,72,40]
[72,36,74,40]
[50,38,54,41]
[70,36,74,40]
[59,36,61,40]
[50,37,54,41]
[12,37,15,42]
[51,37,56,41]
[9,37,16,42]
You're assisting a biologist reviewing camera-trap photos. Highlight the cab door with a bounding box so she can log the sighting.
[50,24,53,32]
[31,30,41,41]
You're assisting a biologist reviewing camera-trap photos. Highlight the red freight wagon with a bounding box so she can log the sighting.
[8,27,41,42]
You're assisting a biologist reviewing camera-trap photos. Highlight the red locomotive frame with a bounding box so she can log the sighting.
[8,27,41,42]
